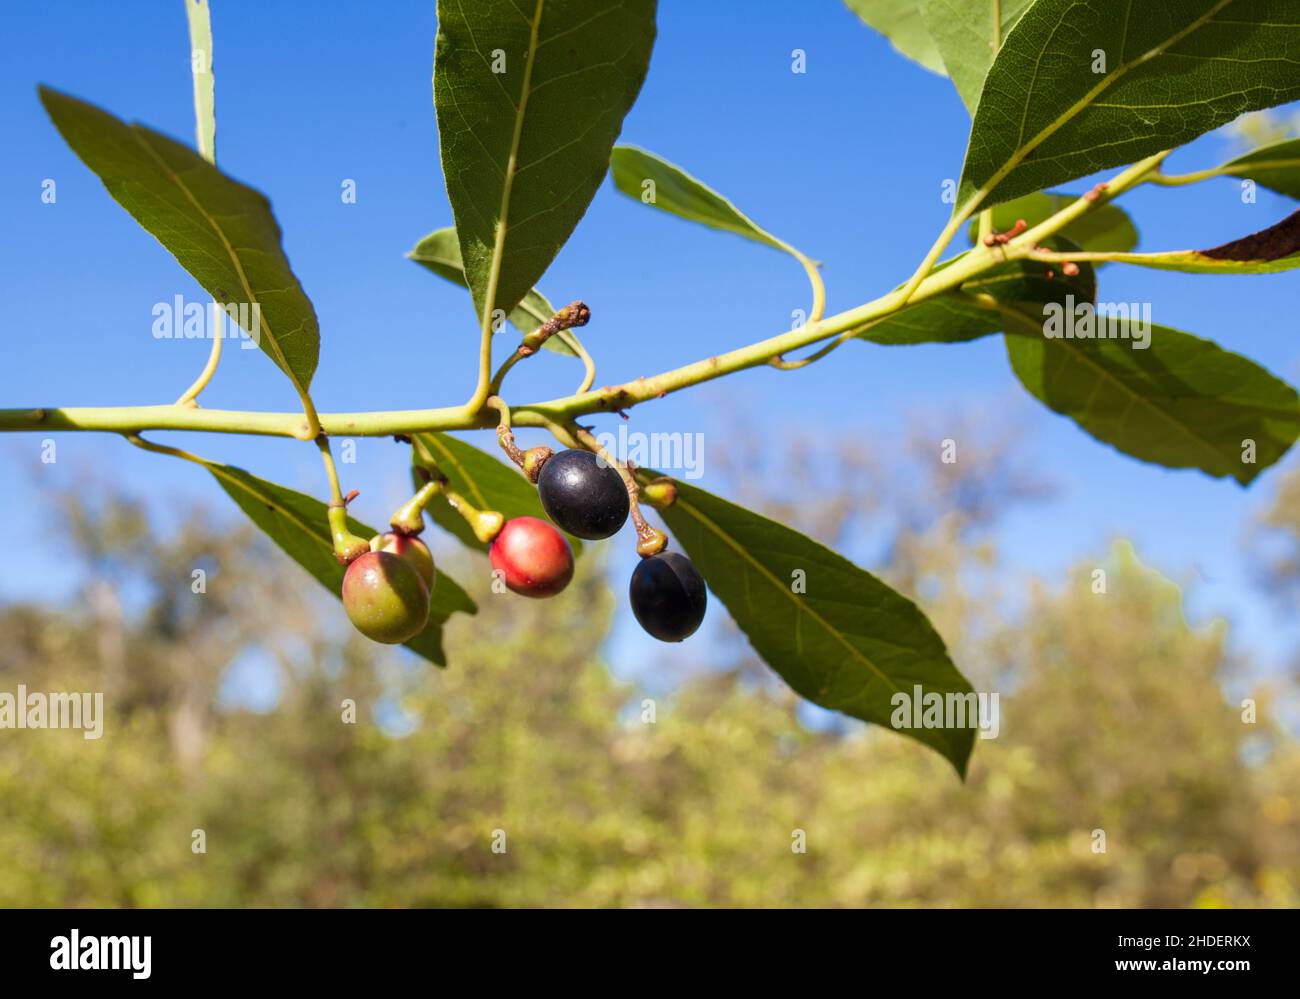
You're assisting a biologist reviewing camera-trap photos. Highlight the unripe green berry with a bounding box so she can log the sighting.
[342,550,430,644]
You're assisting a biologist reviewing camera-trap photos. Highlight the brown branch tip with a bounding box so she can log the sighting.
[521,300,591,354]
[983,219,1028,248]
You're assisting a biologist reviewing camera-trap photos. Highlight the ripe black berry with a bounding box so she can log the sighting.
[629,551,707,642]
[537,449,629,540]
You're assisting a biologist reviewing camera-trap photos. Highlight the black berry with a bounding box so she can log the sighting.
[537,449,629,540]
[629,551,707,642]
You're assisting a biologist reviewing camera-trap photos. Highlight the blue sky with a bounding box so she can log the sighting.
[2,1,1298,686]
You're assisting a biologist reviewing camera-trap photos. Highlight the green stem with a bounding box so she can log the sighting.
[0,156,1166,443]
[315,435,345,505]
[488,349,525,396]
[390,477,444,535]
[896,212,970,306]
[0,245,1038,437]
[124,433,213,468]
[790,247,825,323]
[771,315,890,370]
[410,435,505,542]
[1148,166,1226,186]
[317,435,369,561]
[975,0,1003,249]
[488,396,543,476]
[1022,248,1129,264]
[488,304,596,397]
[444,486,505,544]
[460,0,546,418]
[176,0,221,407]
[485,396,512,429]
[1010,151,1170,252]
[1149,156,1300,187]
[571,336,598,394]
[174,326,223,406]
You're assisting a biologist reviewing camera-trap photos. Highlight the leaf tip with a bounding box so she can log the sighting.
[1200,208,1300,264]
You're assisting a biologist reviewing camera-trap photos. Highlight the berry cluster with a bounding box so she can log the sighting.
[492,449,707,642]
[339,448,707,646]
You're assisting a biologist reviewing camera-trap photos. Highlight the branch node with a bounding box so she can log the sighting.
[1083,182,1109,202]
[984,218,1028,247]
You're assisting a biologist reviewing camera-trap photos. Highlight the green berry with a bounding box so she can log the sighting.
[342,550,430,644]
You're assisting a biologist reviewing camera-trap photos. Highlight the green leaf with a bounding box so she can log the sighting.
[184,0,215,163]
[1068,209,1300,274]
[1004,316,1300,485]
[609,146,815,266]
[1218,137,1300,200]
[959,0,1300,211]
[842,0,947,76]
[919,0,1034,113]
[650,477,977,776]
[207,463,476,667]
[434,0,655,326]
[406,228,581,357]
[860,295,1003,346]
[965,192,1139,257]
[39,86,319,398]
[861,244,1096,346]
[410,433,583,556]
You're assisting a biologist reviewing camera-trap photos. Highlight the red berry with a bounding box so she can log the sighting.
[372,532,436,592]
[489,516,574,597]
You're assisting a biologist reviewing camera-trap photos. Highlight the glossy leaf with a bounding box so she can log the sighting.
[184,0,215,162]
[919,0,1033,113]
[39,87,319,398]
[410,433,583,555]
[842,0,947,75]
[959,0,1300,211]
[965,192,1139,257]
[609,146,815,270]
[208,463,476,667]
[434,0,655,326]
[407,228,581,357]
[861,244,1096,346]
[1005,319,1300,485]
[650,477,977,775]
[1218,137,1300,200]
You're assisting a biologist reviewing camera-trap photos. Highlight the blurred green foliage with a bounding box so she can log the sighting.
[1,432,1298,908]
